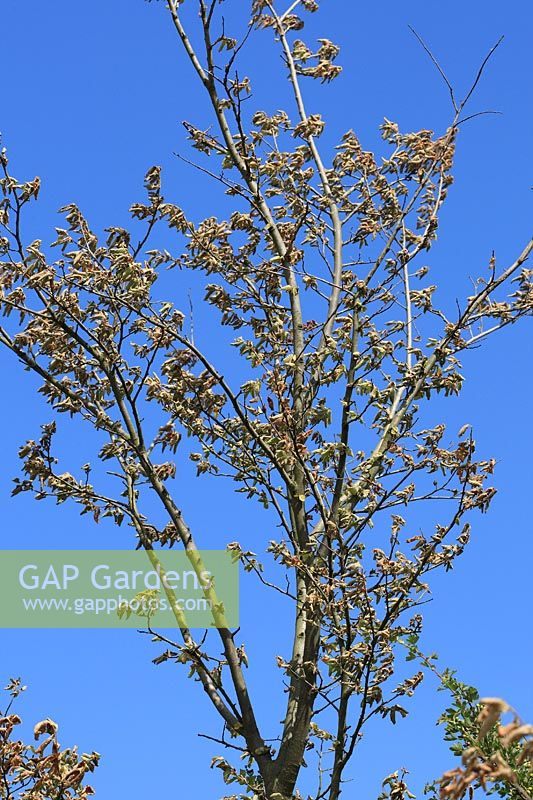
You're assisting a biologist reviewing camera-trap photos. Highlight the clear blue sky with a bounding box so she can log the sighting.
[1,1,532,797]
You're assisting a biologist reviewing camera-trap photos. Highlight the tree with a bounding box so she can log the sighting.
[0,1,532,799]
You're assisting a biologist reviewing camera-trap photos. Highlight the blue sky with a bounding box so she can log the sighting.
[0,0,532,797]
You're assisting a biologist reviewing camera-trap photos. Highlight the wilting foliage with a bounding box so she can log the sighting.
[1,1,532,799]
[0,679,99,799]
[434,679,533,800]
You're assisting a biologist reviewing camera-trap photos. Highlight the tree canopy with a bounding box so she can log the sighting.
[1,2,532,799]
